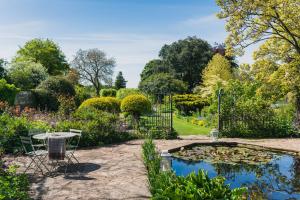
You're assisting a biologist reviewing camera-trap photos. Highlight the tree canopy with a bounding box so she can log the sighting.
[159,36,213,91]
[72,49,115,96]
[13,38,69,75]
[115,71,127,89]
[0,59,7,79]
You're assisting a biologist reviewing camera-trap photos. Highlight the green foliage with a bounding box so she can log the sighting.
[37,76,75,97]
[173,94,208,115]
[140,59,173,82]
[13,38,69,75]
[32,89,59,111]
[0,113,50,153]
[79,97,120,113]
[114,71,126,89]
[56,107,136,147]
[0,161,30,200]
[218,80,296,138]
[0,58,7,79]
[159,36,213,91]
[139,73,187,96]
[100,88,117,97]
[121,94,151,119]
[116,88,142,99]
[74,85,92,107]
[0,79,20,105]
[57,95,76,117]
[142,139,247,200]
[196,54,233,98]
[8,61,48,90]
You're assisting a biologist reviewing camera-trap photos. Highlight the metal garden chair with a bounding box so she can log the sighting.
[20,136,49,174]
[65,129,82,173]
[28,129,47,150]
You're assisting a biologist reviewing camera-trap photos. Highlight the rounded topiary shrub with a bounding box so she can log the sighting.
[37,76,75,97]
[79,97,120,113]
[121,94,151,119]
[116,88,142,99]
[100,88,117,97]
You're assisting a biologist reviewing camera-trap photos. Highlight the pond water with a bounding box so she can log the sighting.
[171,144,300,200]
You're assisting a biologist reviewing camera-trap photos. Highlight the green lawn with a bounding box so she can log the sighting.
[173,116,211,135]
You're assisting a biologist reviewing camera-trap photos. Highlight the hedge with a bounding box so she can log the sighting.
[100,88,117,97]
[79,97,120,113]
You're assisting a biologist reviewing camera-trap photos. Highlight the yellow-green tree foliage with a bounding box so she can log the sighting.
[121,94,151,119]
[197,54,233,98]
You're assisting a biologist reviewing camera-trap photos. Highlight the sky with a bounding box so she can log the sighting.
[0,0,255,88]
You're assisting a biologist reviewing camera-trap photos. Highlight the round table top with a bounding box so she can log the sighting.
[32,132,78,140]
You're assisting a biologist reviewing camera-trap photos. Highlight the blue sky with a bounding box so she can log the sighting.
[0,0,254,87]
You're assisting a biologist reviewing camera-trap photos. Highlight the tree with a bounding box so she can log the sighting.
[195,54,233,98]
[140,59,173,82]
[72,49,115,96]
[0,59,7,79]
[217,0,300,122]
[159,36,213,91]
[8,61,48,90]
[13,38,69,75]
[114,71,127,89]
[139,73,187,96]
[212,43,238,68]
[216,0,300,56]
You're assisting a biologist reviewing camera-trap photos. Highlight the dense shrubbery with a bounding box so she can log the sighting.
[79,97,120,113]
[100,88,117,97]
[0,151,30,200]
[32,89,59,111]
[116,88,141,99]
[142,139,247,199]
[218,80,297,138]
[173,94,208,115]
[74,85,92,107]
[121,94,151,120]
[0,79,20,105]
[56,107,136,147]
[0,113,50,153]
[37,76,75,97]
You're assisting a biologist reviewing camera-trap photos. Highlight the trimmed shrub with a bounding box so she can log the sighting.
[100,88,117,97]
[116,88,141,99]
[74,85,92,107]
[121,94,151,119]
[173,94,208,115]
[0,79,20,105]
[79,97,120,113]
[37,76,75,97]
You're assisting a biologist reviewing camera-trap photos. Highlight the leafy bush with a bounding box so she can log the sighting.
[116,88,141,99]
[0,151,30,200]
[8,61,48,90]
[218,80,296,138]
[74,85,92,107]
[100,88,117,97]
[32,89,59,111]
[79,97,120,113]
[173,94,208,115]
[142,139,247,199]
[0,113,50,153]
[37,76,75,97]
[56,107,136,147]
[0,79,20,105]
[121,94,151,120]
[57,95,76,117]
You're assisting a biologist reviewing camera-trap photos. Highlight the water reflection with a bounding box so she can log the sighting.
[172,148,300,199]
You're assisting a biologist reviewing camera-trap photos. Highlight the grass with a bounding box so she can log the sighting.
[173,116,211,135]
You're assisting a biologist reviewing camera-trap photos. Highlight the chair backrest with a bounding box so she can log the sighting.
[70,129,82,136]
[20,136,34,153]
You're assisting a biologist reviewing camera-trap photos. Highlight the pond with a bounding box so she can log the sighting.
[171,143,300,200]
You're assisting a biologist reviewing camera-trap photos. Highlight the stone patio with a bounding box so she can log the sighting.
[8,136,300,200]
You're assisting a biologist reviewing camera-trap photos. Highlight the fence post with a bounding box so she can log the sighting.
[170,94,173,132]
[218,89,222,131]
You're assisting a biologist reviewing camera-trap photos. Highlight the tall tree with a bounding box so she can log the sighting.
[115,71,127,89]
[140,59,173,82]
[159,36,213,91]
[13,38,69,75]
[72,49,115,96]
[217,0,300,121]
[195,54,233,98]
